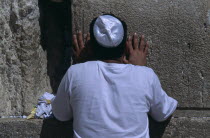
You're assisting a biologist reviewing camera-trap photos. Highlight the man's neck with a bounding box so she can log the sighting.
[101,57,124,64]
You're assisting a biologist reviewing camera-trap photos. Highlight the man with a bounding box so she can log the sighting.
[52,14,178,138]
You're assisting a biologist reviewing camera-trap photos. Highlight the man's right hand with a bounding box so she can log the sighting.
[123,33,149,66]
[72,31,92,64]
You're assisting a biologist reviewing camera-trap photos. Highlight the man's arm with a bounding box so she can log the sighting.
[52,70,73,121]
[149,71,178,122]
[124,33,177,121]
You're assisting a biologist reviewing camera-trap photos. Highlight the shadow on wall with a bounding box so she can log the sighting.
[38,0,72,94]
[149,115,171,138]
[38,0,171,137]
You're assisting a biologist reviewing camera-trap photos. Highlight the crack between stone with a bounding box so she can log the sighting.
[177,107,210,110]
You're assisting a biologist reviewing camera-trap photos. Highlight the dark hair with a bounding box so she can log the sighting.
[89,14,127,60]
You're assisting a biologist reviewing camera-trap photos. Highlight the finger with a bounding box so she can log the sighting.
[139,35,145,51]
[85,33,90,46]
[73,35,79,51]
[122,55,129,64]
[86,33,90,41]
[72,48,76,56]
[77,31,84,49]
[144,41,149,55]
[84,33,87,42]
[133,33,138,49]
[126,36,133,54]
[72,49,80,61]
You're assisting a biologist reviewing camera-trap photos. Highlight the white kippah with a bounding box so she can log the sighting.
[93,15,124,48]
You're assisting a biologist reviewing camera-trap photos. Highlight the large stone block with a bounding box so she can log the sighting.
[0,0,51,116]
[72,0,210,108]
[0,116,209,138]
[163,117,210,138]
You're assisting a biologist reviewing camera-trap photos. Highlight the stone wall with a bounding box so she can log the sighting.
[72,0,210,108]
[0,0,51,116]
[72,0,210,137]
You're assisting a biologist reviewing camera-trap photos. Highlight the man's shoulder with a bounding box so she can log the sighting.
[130,65,155,74]
[68,61,155,76]
[67,61,97,72]
[128,65,156,85]
[70,62,154,71]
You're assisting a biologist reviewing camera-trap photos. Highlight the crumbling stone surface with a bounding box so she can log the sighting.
[163,117,210,138]
[0,0,51,116]
[72,0,210,108]
[0,119,42,138]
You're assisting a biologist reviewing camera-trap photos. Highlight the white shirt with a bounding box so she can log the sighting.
[52,61,178,138]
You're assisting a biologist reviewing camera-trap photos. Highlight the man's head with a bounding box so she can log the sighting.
[89,14,127,60]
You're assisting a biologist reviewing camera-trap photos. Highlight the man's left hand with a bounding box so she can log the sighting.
[123,33,149,66]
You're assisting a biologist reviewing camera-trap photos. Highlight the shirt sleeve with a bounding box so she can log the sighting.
[149,71,178,122]
[52,69,73,121]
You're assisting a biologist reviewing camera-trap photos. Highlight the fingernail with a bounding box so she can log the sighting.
[134,33,137,36]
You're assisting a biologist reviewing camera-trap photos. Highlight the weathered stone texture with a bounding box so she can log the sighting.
[72,0,210,108]
[163,117,210,138]
[0,0,51,116]
[0,0,209,137]
[0,119,42,138]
